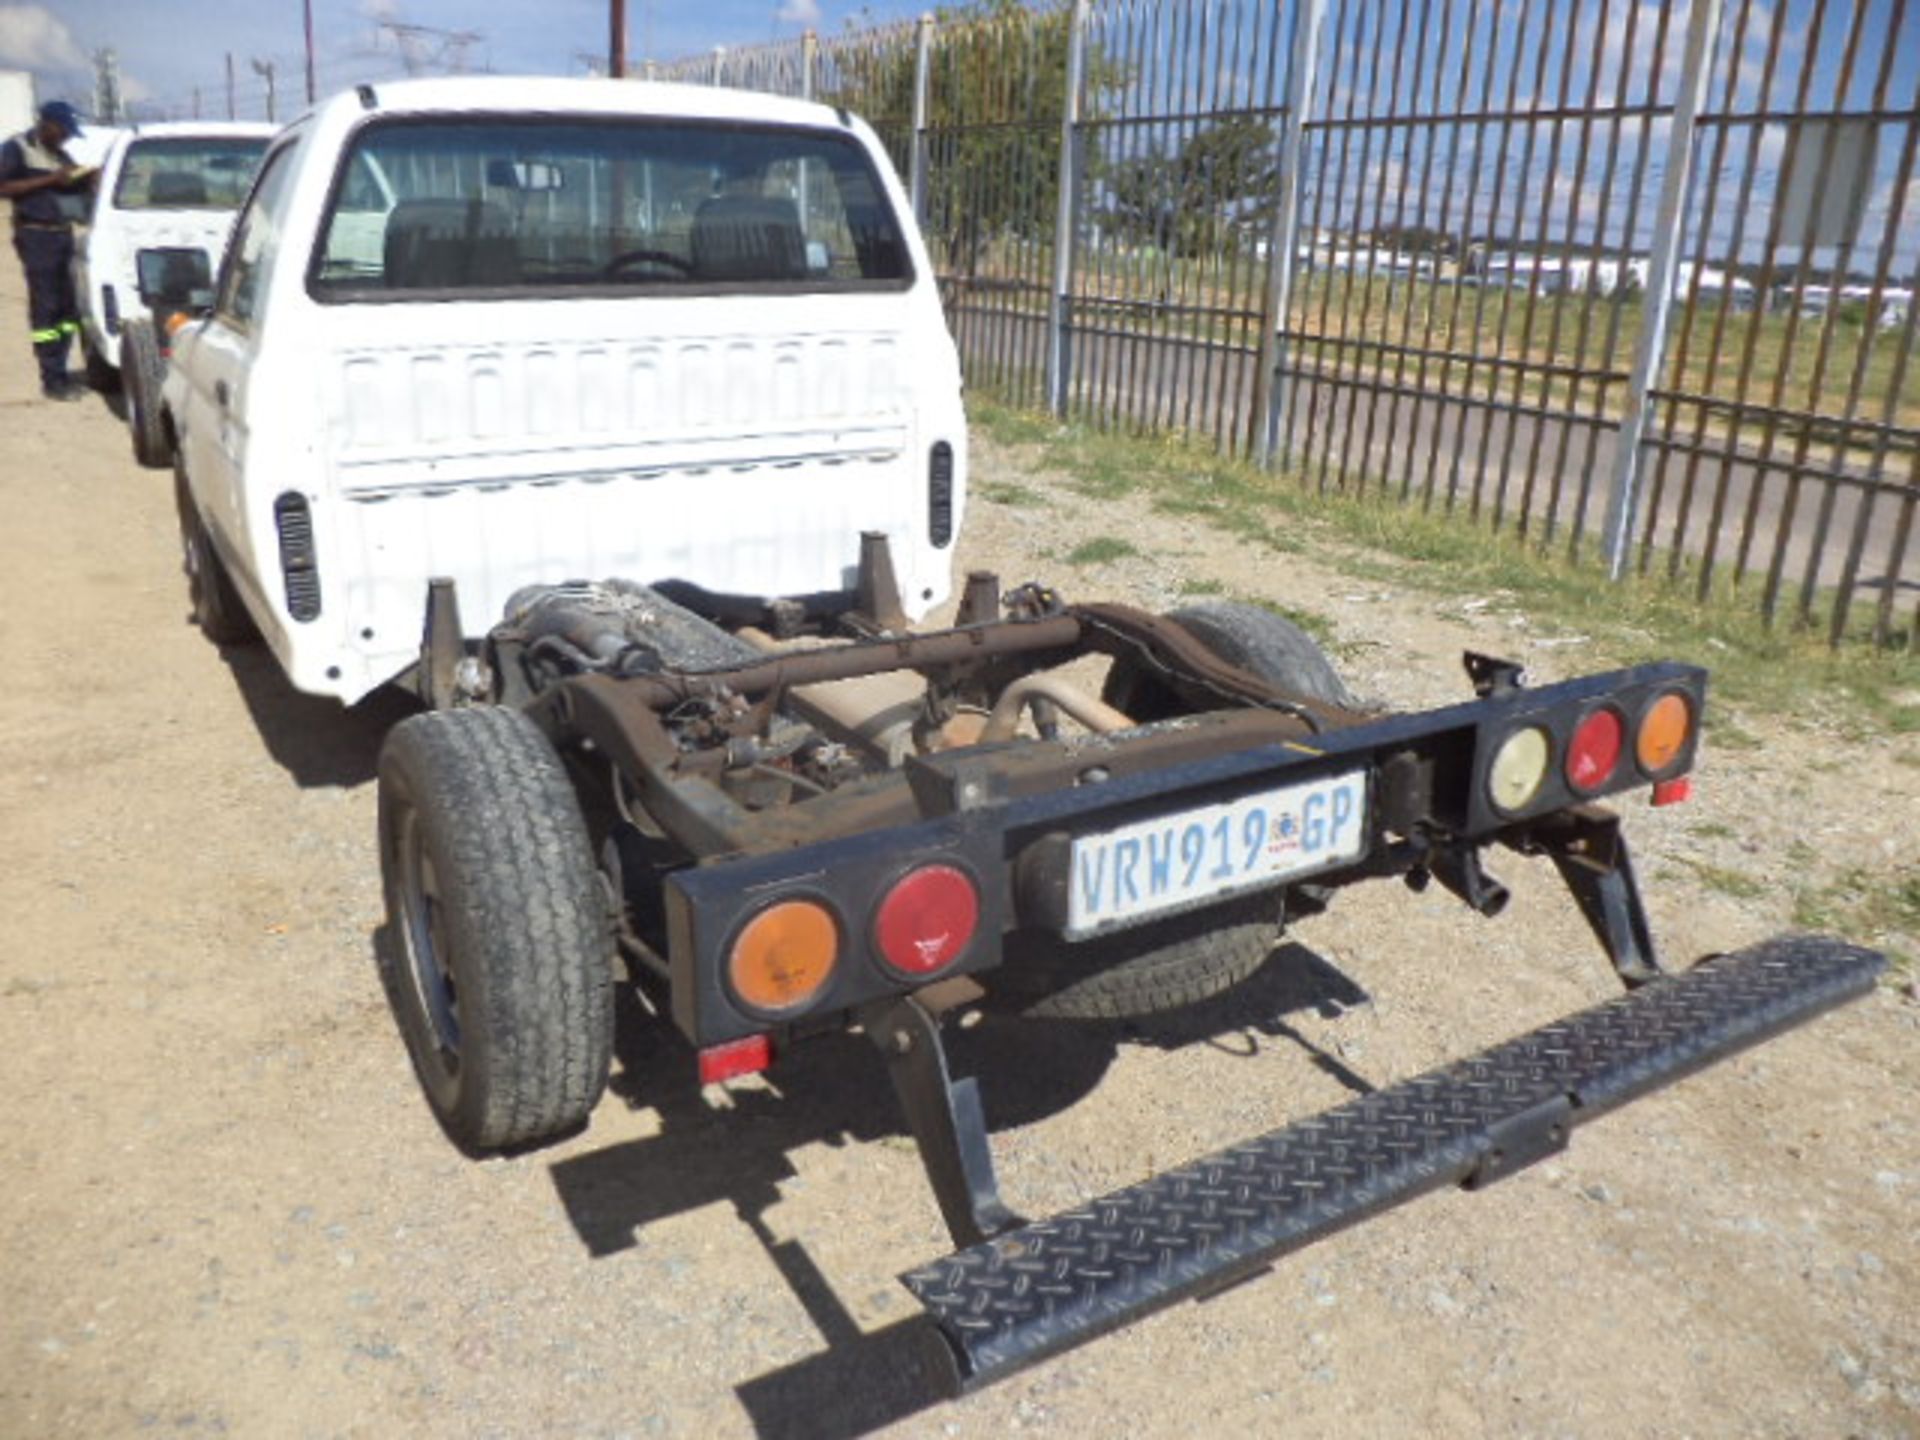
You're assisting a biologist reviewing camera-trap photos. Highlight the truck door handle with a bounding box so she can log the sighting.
[214,380,230,408]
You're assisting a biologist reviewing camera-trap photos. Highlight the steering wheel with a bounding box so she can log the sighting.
[601,248,694,279]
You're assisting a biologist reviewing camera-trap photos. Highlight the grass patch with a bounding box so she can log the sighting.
[1066,535,1139,566]
[1676,857,1768,901]
[969,396,1919,734]
[1689,820,1735,841]
[977,479,1043,508]
[974,406,1058,447]
[1705,717,1766,750]
[1794,867,1920,981]
[1177,577,1227,596]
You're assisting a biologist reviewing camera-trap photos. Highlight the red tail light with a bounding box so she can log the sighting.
[874,864,979,978]
[1652,776,1694,807]
[1566,707,1624,794]
[699,1034,771,1084]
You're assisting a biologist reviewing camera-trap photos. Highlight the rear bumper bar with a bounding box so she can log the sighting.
[901,935,1884,1392]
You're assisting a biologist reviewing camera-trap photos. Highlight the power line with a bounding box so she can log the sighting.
[378,21,485,77]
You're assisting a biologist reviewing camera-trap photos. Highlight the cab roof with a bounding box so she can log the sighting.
[310,75,860,134]
[122,121,281,140]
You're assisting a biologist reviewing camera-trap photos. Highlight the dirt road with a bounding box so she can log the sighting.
[3,264,1917,1439]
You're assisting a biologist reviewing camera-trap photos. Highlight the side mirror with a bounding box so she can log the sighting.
[135,246,214,310]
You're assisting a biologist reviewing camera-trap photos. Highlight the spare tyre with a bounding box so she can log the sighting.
[1103,600,1358,722]
[988,891,1283,1021]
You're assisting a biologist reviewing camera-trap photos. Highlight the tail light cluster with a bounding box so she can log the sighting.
[720,862,984,1026]
[1483,682,1700,822]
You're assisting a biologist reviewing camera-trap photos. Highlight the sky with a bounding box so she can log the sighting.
[5,0,1913,274]
[0,1,929,121]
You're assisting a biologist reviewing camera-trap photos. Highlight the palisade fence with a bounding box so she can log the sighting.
[661,0,1920,650]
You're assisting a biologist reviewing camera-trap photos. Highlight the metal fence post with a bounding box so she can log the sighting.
[1254,0,1329,469]
[1600,0,1723,580]
[910,13,934,224]
[1046,0,1091,419]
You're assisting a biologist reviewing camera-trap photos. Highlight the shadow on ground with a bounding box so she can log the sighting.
[547,941,1372,1439]
[222,644,418,788]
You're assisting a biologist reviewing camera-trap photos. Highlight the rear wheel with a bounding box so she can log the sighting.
[377,707,615,1152]
[122,320,171,469]
[174,466,259,646]
[1104,600,1358,721]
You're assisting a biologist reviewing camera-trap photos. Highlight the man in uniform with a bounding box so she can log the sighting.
[0,101,94,401]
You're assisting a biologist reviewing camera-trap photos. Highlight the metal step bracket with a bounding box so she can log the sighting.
[863,995,1024,1249]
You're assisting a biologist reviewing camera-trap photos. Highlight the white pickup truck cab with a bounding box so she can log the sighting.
[73,121,275,381]
[164,77,966,704]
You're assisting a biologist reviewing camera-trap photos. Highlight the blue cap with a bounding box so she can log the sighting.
[38,101,82,138]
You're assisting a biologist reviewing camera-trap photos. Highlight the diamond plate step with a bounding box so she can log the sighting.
[901,935,1884,1392]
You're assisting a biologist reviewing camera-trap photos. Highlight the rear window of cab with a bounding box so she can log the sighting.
[113,137,270,211]
[309,116,914,300]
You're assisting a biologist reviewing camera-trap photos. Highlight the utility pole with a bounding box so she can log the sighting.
[226,52,236,120]
[252,57,277,123]
[609,0,626,78]
[303,0,317,104]
[193,86,202,119]
[91,48,123,125]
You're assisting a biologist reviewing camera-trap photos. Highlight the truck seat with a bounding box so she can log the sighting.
[382,199,521,290]
[691,196,807,282]
[148,171,209,206]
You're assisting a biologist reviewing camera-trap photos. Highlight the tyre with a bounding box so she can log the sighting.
[990,892,1282,1020]
[377,707,615,1152]
[81,333,119,393]
[173,466,260,646]
[122,320,171,469]
[1104,600,1359,721]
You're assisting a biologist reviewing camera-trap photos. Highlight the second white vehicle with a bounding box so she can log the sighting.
[71,120,274,459]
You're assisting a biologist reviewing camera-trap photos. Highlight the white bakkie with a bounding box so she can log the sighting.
[163,77,966,703]
[72,121,276,377]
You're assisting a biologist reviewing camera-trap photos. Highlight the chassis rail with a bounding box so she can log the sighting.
[900,935,1884,1392]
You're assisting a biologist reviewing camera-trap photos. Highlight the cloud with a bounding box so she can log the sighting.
[776,0,823,25]
[0,4,86,72]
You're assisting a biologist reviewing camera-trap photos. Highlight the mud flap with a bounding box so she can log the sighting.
[900,935,1883,1392]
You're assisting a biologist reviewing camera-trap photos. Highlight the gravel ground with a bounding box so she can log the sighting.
[3,262,1917,1438]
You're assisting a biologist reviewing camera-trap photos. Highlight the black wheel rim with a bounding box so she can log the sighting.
[395,804,463,1073]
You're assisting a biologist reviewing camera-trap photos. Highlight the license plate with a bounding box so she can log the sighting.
[1066,770,1369,938]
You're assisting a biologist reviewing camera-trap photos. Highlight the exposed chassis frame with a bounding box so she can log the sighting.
[498,580,1701,1251]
